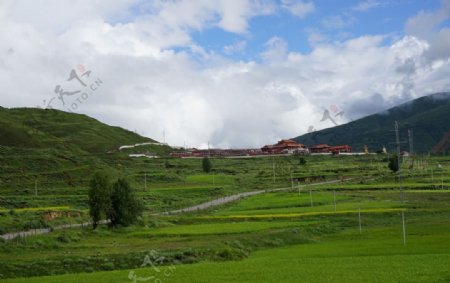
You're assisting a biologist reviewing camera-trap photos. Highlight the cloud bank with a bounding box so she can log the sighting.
[0,0,450,148]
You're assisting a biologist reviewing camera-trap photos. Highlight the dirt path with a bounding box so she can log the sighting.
[0,220,109,240]
[160,179,345,215]
[1,179,345,240]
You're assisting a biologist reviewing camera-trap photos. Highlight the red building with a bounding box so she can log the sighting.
[261,139,308,154]
[310,144,352,154]
[310,144,330,153]
[170,148,264,158]
[329,145,352,154]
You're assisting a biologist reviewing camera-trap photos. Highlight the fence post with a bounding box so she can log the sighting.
[358,207,362,234]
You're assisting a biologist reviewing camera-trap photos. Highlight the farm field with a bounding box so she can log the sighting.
[1,154,450,282]
[5,222,450,283]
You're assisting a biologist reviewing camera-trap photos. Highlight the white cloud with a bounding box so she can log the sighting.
[1,0,450,149]
[282,0,315,18]
[306,28,328,45]
[0,0,137,34]
[223,40,247,55]
[262,36,289,62]
[352,0,382,12]
[405,0,450,38]
[321,15,355,30]
[405,0,450,64]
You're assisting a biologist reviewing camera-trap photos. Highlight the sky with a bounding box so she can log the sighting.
[1,0,450,148]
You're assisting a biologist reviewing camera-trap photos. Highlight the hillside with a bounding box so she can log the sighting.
[293,92,450,153]
[0,107,155,153]
[0,107,172,191]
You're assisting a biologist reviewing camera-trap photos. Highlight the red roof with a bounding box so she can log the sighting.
[312,144,330,149]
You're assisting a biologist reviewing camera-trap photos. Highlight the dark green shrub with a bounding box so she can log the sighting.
[202,157,212,173]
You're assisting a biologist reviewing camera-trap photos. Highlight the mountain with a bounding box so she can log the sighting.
[293,92,450,153]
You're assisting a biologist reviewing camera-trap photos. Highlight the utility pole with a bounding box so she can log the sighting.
[408,129,414,156]
[144,172,147,190]
[358,207,362,234]
[408,129,414,170]
[291,171,294,190]
[208,141,211,158]
[333,190,337,212]
[431,169,434,187]
[272,157,276,186]
[402,211,406,246]
[163,129,166,144]
[35,179,37,197]
[393,121,406,202]
[309,190,313,207]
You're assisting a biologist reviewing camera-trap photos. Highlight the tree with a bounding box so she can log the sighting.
[109,178,143,227]
[88,172,111,229]
[388,155,399,173]
[299,157,307,165]
[202,157,212,173]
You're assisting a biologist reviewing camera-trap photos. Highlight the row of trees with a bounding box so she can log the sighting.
[88,173,143,229]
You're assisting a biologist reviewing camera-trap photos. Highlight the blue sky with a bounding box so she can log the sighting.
[1,0,450,147]
[191,0,447,60]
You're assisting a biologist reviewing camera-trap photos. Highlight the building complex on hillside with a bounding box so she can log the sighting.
[170,140,352,158]
[261,139,309,154]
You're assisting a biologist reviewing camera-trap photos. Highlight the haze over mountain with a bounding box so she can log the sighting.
[293,92,450,153]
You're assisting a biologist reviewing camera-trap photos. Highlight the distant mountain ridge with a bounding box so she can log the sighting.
[293,92,450,153]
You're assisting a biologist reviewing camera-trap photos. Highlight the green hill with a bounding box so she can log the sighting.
[0,107,155,153]
[293,92,450,153]
[0,107,172,192]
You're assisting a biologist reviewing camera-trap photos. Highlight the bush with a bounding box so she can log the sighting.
[56,233,71,243]
[215,247,248,261]
[388,155,399,173]
[100,262,115,271]
[202,157,212,173]
[299,157,307,165]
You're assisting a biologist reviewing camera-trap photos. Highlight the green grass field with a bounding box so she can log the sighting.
[4,214,450,283]
[1,153,449,282]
